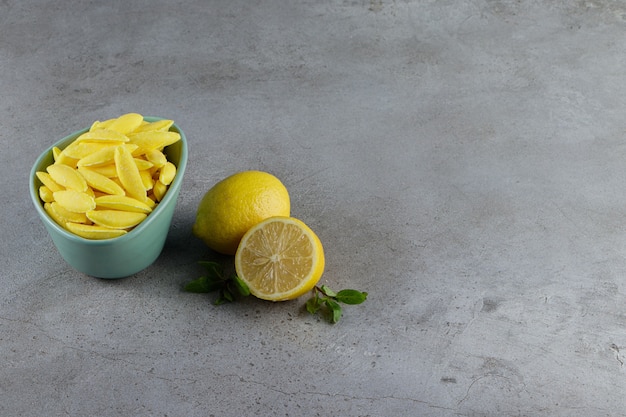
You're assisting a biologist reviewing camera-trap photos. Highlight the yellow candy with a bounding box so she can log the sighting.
[77,143,138,167]
[86,210,147,229]
[87,164,118,178]
[36,171,64,192]
[158,162,177,186]
[114,145,147,202]
[94,195,152,214]
[89,120,103,131]
[106,113,144,135]
[46,164,88,192]
[39,113,179,239]
[89,118,115,131]
[50,201,89,224]
[65,222,127,239]
[128,131,181,152]
[132,119,174,133]
[75,128,130,143]
[153,180,168,202]
[77,167,125,196]
[44,202,69,229]
[143,195,157,208]
[44,202,88,230]
[133,158,154,171]
[53,151,79,168]
[53,190,96,213]
[39,186,54,203]
[52,147,62,162]
[144,149,167,168]
[62,141,121,159]
[139,170,154,190]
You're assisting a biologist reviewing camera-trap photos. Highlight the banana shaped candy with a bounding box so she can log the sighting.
[36,113,180,239]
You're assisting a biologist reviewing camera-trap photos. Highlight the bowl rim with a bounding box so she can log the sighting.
[29,116,188,247]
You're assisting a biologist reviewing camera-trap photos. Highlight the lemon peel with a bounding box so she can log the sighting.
[192,171,290,255]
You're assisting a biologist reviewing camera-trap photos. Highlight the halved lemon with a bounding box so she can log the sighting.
[234,216,325,301]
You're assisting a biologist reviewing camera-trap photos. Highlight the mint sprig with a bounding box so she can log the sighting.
[184,261,367,323]
[183,261,250,305]
[305,285,368,324]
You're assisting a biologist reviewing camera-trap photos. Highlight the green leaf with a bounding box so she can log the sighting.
[213,288,236,305]
[232,275,251,297]
[325,299,342,324]
[184,276,222,293]
[222,288,234,302]
[320,285,337,297]
[214,295,228,306]
[335,289,368,305]
[199,261,223,278]
[306,296,322,314]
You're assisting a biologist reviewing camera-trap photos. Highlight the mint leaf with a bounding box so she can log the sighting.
[214,295,228,305]
[232,275,251,297]
[306,285,367,323]
[184,276,222,293]
[325,299,342,324]
[320,285,337,297]
[306,296,322,314]
[335,289,368,305]
[222,288,234,302]
[198,261,223,277]
[184,260,249,304]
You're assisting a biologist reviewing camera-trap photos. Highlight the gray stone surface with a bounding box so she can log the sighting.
[3,0,626,415]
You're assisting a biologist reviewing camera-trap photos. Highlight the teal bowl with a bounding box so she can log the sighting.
[29,117,188,279]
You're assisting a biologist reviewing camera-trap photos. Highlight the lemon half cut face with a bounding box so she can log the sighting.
[235,216,325,301]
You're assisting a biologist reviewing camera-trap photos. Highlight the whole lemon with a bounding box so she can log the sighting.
[192,171,290,255]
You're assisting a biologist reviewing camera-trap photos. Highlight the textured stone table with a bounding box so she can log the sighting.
[3,1,626,415]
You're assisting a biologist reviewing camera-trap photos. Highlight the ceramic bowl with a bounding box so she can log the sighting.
[29,117,188,278]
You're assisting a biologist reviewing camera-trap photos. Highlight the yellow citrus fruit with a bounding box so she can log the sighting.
[234,216,325,301]
[192,171,290,255]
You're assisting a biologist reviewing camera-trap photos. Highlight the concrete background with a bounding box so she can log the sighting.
[3,0,626,415]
